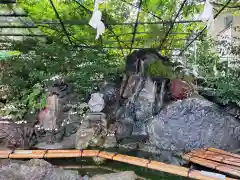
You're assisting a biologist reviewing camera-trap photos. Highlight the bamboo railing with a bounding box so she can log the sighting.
[183,148,240,178]
[0,149,237,180]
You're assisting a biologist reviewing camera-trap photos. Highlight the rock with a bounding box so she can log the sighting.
[88,93,105,112]
[81,175,89,180]
[121,74,142,99]
[125,49,169,75]
[92,156,106,165]
[34,133,76,149]
[75,112,108,150]
[147,96,240,164]
[134,76,156,121]
[75,126,95,149]
[0,159,80,180]
[115,121,134,142]
[98,82,119,106]
[35,78,82,147]
[90,171,137,180]
[0,121,36,150]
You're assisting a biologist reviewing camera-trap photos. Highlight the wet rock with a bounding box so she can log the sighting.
[81,175,89,180]
[0,159,80,180]
[148,96,240,164]
[115,121,134,142]
[0,121,37,150]
[90,171,137,180]
[75,125,95,149]
[134,76,156,121]
[98,82,119,106]
[34,133,76,149]
[92,156,106,165]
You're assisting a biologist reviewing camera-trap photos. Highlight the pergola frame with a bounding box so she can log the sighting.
[0,0,236,56]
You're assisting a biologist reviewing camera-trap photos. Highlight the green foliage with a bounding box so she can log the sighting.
[185,37,240,106]
[147,61,175,78]
[147,60,195,82]
[14,0,205,56]
[214,72,240,106]
[0,0,239,120]
[0,40,124,120]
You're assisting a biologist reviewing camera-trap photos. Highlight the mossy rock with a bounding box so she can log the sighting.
[147,60,195,82]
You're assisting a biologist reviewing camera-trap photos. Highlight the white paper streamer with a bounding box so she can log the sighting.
[89,0,105,39]
[198,0,215,37]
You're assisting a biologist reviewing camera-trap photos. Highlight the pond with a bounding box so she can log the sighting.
[47,156,191,180]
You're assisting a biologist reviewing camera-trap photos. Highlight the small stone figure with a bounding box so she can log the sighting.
[75,82,119,151]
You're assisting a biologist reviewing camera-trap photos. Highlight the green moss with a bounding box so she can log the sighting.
[147,60,195,82]
[147,60,177,79]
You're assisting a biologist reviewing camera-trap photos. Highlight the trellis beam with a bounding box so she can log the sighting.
[0,44,181,51]
[0,1,16,4]
[0,25,38,28]
[73,45,181,50]
[73,0,125,57]
[129,0,143,53]
[0,14,27,17]
[0,34,46,37]
[120,0,163,21]
[159,0,188,49]
[103,38,197,43]
[107,32,193,37]
[35,19,202,26]
[48,0,72,45]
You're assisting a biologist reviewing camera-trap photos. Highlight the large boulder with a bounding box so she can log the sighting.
[147,96,240,164]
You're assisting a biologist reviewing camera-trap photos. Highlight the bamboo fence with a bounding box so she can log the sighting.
[0,149,237,180]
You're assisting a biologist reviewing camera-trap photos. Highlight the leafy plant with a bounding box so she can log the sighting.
[0,39,124,120]
[185,36,240,106]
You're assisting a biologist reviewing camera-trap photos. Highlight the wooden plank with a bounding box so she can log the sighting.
[183,154,240,177]
[208,148,240,159]
[190,149,240,167]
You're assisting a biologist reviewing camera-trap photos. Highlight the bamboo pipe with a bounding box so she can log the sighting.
[0,149,237,180]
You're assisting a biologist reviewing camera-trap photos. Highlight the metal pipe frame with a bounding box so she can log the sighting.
[179,0,233,56]
[48,0,72,45]
[158,0,188,49]
[129,0,143,53]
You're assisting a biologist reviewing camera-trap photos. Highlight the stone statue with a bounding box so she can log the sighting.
[34,77,82,149]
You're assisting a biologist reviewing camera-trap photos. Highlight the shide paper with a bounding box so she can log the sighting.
[89,0,105,39]
[198,0,215,37]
